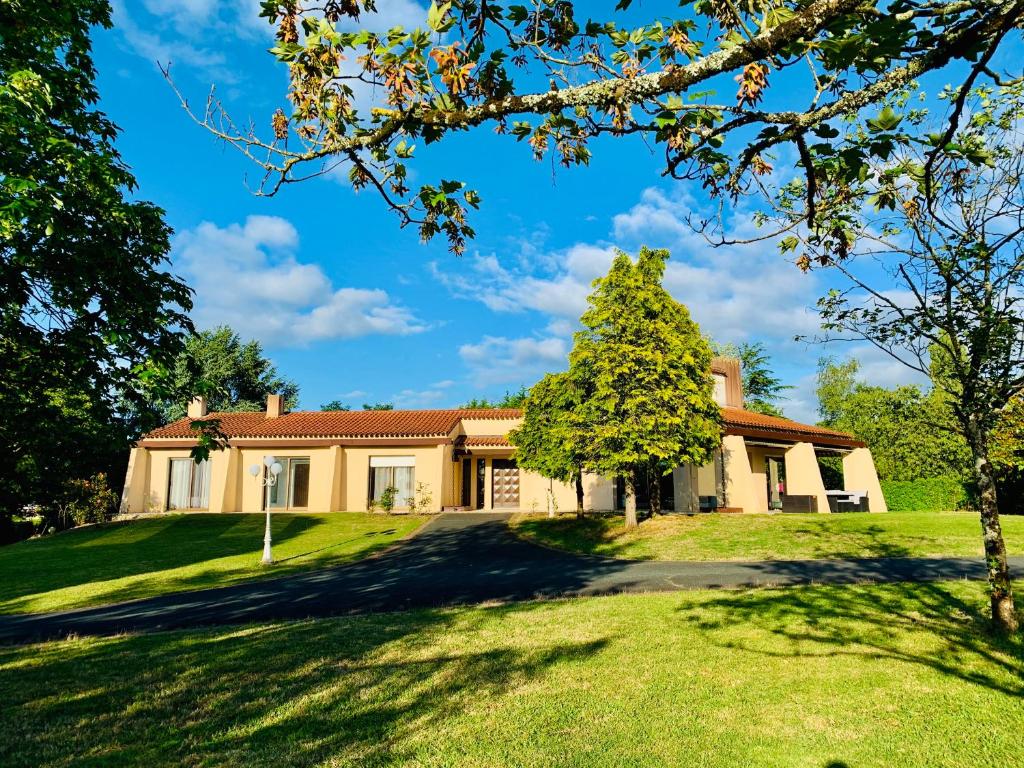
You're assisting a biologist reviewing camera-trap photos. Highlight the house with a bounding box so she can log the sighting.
[121,359,886,515]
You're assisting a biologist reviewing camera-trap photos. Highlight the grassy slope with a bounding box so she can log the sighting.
[0,513,426,614]
[1,581,1022,767]
[511,510,1024,561]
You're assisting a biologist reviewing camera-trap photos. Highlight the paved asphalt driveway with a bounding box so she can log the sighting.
[1,513,1018,644]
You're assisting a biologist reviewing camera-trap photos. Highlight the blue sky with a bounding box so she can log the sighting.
[91,1,1014,422]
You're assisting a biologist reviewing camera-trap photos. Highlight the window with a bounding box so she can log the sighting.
[168,458,210,510]
[713,373,728,406]
[369,456,415,508]
[265,457,311,510]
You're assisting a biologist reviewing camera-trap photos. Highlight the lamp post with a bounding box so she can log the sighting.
[249,456,283,565]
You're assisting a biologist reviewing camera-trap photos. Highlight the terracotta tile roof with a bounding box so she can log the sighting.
[720,407,862,447]
[145,408,522,440]
[462,435,513,447]
[144,406,860,447]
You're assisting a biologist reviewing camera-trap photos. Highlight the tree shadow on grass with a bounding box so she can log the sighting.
[514,512,922,561]
[0,514,411,610]
[675,578,1024,697]
[0,603,608,767]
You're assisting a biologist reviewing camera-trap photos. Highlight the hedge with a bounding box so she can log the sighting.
[880,476,972,512]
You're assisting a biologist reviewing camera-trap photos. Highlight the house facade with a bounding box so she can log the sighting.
[121,359,886,515]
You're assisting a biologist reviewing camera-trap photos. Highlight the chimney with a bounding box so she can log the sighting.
[266,393,285,418]
[187,396,208,419]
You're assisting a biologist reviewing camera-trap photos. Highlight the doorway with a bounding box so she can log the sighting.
[491,458,520,508]
[766,456,786,510]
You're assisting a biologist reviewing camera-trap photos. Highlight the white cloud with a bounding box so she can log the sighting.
[434,186,823,351]
[459,336,569,385]
[111,0,237,82]
[173,215,426,346]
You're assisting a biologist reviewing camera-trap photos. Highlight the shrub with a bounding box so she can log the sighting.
[379,486,399,513]
[880,476,971,512]
[58,473,119,527]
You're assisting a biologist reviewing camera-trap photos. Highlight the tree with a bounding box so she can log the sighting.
[777,84,1024,632]
[712,341,791,416]
[460,386,529,409]
[816,358,970,482]
[321,400,351,411]
[362,402,394,411]
[0,1,192,526]
[143,327,298,424]
[571,247,721,528]
[508,372,589,517]
[174,2,1021,254]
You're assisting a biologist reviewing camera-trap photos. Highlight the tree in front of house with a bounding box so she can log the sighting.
[0,0,193,531]
[509,372,590,518]
[572,247,721,528]
[145,327,299,425]
[712,341,792,417]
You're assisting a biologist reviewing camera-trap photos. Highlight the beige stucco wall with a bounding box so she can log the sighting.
[341,445,445,512]
[843,447,888,512]
[230,447,336,512]
[458,418,520,437]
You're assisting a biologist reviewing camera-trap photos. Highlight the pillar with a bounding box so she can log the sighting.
[721,435,758,512]
[784,441,830,513]
[843,447,888,512]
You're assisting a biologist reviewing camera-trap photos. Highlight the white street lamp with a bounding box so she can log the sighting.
[249,457,283,565]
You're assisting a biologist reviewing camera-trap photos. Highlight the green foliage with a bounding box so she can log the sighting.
[320,400,351,411]
[56,473,119,528]
[572,247,722,482]
[378,486,399,512]
[816,358,970,482]
[460,386,529,409]
[711,341,791,416]
[142,327,298,424]
[880,477,971,513]
[0,1,191,522]
[509,372,589,490]
[362,402,394,411]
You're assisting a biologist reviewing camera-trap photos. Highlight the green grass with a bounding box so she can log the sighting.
[1,581,1021,767]
[511,510,1024,561]
[0,513,427,615]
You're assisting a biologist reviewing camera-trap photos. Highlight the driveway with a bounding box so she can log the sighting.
[0,513,1017,644]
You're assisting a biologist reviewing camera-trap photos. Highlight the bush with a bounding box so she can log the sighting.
[58,473,119,527]
[880,476,972,512]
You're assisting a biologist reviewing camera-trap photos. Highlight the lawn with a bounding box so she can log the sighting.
[1,581,1021,767]
[510,510,1024,561]
[0,513,427,615]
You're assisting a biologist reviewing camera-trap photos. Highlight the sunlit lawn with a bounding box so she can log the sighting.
[1,581,1021,767]
[0,513,427,615]
[511,510,1024,561]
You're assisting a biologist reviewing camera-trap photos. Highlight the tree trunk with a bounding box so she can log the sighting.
[967,423,1018,633]
[623,474,638,529]
[648,464,662,517]
[575,473,584,519]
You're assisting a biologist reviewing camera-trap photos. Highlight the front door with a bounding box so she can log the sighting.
[491,459,520,509]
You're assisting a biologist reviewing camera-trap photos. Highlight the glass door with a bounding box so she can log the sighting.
[766,456,786,510]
